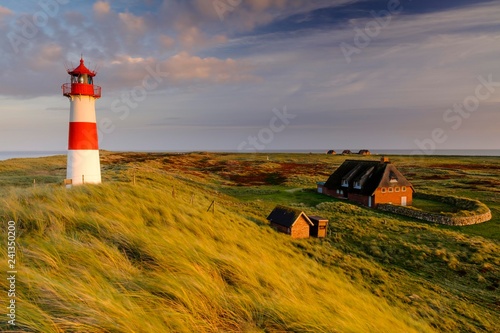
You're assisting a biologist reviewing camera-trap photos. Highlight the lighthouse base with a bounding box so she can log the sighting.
[67,150,102,186]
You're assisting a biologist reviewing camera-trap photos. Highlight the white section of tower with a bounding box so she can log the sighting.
[67,150,101,185]
[69,96,96,122]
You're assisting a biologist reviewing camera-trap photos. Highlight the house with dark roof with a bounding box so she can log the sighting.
[358,149,371,155]
[267,206,314,239]
[317,157,414,208]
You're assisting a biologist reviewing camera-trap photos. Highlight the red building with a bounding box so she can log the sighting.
[317,157,414,208]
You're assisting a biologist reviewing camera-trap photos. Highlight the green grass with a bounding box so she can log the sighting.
[412,197,458,213]
[0,152,499,332]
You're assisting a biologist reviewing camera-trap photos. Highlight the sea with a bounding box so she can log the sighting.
[0,151,66,161]
[0,149,499,161]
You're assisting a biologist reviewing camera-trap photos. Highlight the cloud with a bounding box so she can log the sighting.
[159,34,175,49]
[163,52,255,83]
[29,43,63,70]
[0,5,12,16]
[0,0,499,151]
[101,52,257,90]
[118,12,146,34]
[177,26,227,50]
[212,0,352,31]
[93,1,110,16]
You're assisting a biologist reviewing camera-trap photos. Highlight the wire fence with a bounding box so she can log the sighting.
[0,168,221,214]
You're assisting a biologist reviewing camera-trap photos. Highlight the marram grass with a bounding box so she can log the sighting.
[0,152,499,332]
[1,181,433,333]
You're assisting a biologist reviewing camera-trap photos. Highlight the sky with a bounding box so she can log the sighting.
[0,0,499,153]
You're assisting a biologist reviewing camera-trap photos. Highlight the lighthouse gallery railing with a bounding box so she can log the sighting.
[62,83,101,98]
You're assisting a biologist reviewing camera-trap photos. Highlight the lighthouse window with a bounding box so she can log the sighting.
[78,75,85,83]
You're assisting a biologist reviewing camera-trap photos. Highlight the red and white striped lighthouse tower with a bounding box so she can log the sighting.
[62,57,102,185]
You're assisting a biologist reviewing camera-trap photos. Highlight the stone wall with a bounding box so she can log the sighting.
[378,193,492,226]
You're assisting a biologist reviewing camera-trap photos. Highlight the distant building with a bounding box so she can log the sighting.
[358,150,371,155]
[342,150,352,155]
[267,206,313,239]
[326,150,336,155]
[317,157,414,208]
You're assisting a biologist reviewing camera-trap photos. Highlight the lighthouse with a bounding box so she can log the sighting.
[62,57,102,186]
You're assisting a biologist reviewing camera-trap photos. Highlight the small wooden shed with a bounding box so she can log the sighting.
[267,205,313,239]
[308,216,329,238]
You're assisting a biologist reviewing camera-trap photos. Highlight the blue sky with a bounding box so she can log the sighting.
[0,0,499,152]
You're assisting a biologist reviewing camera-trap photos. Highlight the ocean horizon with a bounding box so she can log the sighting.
[1,149,499,161]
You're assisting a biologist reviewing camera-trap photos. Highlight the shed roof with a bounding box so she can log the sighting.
[266,205,313,228]
[308,215,328,222]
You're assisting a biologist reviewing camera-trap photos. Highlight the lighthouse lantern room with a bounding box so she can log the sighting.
[62,57,102,186]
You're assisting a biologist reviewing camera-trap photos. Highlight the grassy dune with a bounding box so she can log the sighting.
[0,152,499,332]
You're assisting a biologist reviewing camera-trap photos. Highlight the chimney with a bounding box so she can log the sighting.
[381,156,390,163]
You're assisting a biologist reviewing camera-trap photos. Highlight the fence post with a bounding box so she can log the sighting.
[207,200,215,213]
[82,175,85,184]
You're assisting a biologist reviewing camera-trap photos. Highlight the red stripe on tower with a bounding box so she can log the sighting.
[68,122,98,150]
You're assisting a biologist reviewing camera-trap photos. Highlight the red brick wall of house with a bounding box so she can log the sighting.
[347,193,371,207]
[321,187,345,199]
[291,216,311,239]
[373,187,413,207]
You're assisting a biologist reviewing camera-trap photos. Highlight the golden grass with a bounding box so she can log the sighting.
[1,176,434,332]
[0,152,499,332]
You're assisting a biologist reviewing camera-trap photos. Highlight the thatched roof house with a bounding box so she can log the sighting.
[318,157,414,208]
